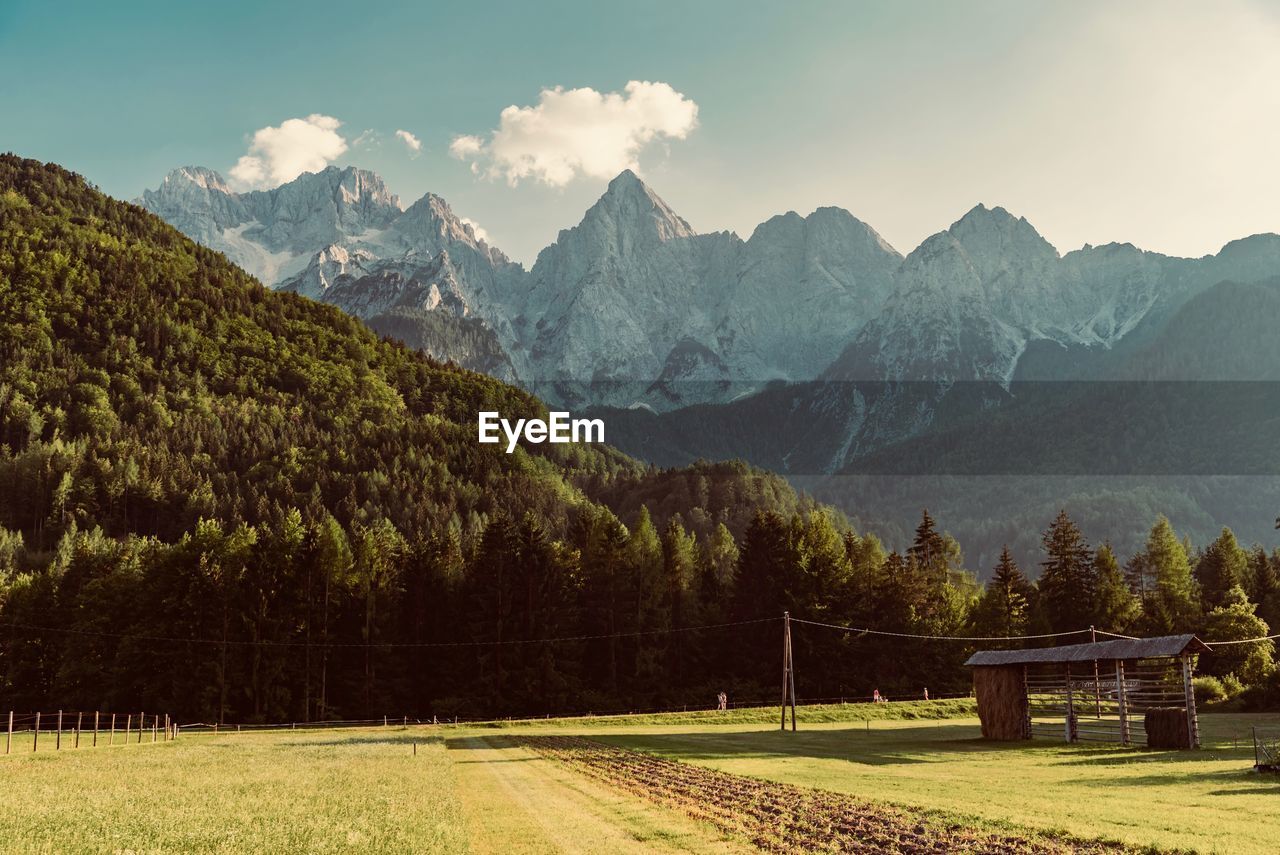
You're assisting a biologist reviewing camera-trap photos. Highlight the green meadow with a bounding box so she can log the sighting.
[3,703,1278,854]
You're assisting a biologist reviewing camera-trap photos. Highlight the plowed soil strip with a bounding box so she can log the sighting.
[502,735,1141,854]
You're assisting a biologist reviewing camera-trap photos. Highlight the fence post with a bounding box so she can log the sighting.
[110,713,116,746]
[164,714,170,741]
[56,710,62,750]
[1115,661,1130,745]
[1181,654,1200,749]
[137,712,143,744]
[125,714,131,745]
[33,712,40,752]
[5,711,11,755]
[152,715,157,743]
[75,712,82,748]
[94,711,99,747]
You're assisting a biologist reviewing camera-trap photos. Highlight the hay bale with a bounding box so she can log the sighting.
[1144,707,1191,749]
[973,665,1027,740]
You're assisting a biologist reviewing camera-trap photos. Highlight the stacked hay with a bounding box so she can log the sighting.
[1144,707,1191,749]
[973,666,1027,740]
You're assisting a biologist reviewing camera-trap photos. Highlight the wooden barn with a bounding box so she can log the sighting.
[965,634,1210,749]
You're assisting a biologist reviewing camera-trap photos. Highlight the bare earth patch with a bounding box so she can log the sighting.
[506,735,1147,854]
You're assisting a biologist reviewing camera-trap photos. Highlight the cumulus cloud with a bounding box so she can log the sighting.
[229,114,348,189]
[450,81,699,186]
[395,129,422,155]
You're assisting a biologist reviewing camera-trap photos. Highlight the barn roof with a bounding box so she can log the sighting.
[964,634,1210,667]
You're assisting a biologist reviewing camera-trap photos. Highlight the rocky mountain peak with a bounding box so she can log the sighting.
[579,169,696,244]
[948,203,1058,267]
[165,166,234,194]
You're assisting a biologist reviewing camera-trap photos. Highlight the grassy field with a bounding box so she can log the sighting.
[3,703,1279,853]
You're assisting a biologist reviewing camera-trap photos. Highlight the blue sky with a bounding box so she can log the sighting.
[3,0,1278,264]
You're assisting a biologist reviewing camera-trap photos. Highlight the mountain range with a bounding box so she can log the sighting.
[140,164,1280,567]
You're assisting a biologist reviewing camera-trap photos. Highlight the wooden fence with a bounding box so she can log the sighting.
[4,710,177,754]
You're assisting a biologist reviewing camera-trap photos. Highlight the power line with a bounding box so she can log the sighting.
[790,617,1095,642]
[0,617,778,650]
[1203,633,1280,647]
[1094,629,1139,640]
[8,612,1269,650]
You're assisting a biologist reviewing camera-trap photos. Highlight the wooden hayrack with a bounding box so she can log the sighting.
[965,634,1209,749]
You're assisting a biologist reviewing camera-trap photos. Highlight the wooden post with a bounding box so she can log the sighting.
[110,713,116,746]
[164,714,170,741]
[1181,654,1200,749]
[778,611,797,732]
[125,713,131,745]
[93,711,99,747]
[1090,627,1102,719]
[152,714,158,743]
[138,712,143,744]
[5,711,11,755]
[56,710,62,750]
[1022,664,1031,739]
[783,616,793,732]
[75,712,82,748]
[1064,665,1076,743]
[33,712,40,752]
[780,611,790,731]
[1115,660,1130,745]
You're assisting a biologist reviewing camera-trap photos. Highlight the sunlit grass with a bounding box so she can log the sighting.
[0,728,467,854]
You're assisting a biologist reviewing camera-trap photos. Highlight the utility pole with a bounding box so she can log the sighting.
[780,612,796,732]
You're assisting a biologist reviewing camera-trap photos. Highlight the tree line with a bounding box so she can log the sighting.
[2,505,1276,720]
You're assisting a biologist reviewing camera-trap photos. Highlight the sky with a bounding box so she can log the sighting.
[2,0,1278,265]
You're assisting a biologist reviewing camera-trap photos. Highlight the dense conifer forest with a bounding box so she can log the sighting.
[1,155,1277,721]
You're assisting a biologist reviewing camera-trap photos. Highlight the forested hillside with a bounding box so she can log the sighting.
[1,156,1277,722]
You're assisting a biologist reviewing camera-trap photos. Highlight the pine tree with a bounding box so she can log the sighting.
[1138,515,1199,634]
[1037,510,1096,636]
[1195,527,1249,610]
[972,546,1033,640]
[1093,543,1136,633]
[1249,546,1280,637]
[908,509,947,582]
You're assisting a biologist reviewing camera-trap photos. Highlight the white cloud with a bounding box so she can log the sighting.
[459,217,490,244]
[450,81,699,186]
[229,114,348,189]
[395,129,422,155]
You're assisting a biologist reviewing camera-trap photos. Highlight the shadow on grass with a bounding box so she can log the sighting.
[238,732,448,749]
[564,722,1039,767]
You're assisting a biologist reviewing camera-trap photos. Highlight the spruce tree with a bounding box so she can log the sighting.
[1093,543,1137,633]
[908,509,947,582]
[1139,515,1199,634]
[973,545,1033,639]
[1037,510,1096,636]
[1195,527,1249,610]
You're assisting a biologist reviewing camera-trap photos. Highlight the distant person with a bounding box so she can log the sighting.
[873,688,882,704]
[923,688,929,701]
[717,691,728,711]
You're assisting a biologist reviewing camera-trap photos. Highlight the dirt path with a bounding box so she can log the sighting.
[451,735,751,855]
